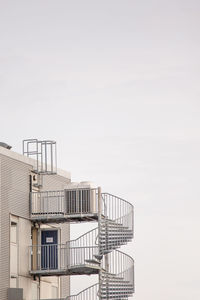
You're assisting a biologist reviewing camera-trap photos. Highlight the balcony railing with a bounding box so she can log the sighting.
[30,190,134,229]
[30,188,99,221]
[29,244,99,275]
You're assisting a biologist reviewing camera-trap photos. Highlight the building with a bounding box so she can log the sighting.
[0,139,134,300]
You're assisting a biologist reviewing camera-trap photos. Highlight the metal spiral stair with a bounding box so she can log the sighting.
[23,139,134,299]
[66,250,134,300]
[29,189,134,299]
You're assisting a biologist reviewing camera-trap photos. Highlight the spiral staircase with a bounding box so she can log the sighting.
[29,190,134,299]
[23,139,134,300]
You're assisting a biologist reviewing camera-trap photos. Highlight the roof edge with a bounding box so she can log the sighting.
[0,146,71,179]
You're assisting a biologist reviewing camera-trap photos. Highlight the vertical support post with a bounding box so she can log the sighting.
[36,140,39,174]
[104,207,109,299]
[98,187,102,300]
[39,276,41,300]
[32,227,38,271]
[98,187,102,256]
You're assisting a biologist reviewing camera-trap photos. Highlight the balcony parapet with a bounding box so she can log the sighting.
[29,244,100,276]
[30,189,134,230]
[30,188,99,223]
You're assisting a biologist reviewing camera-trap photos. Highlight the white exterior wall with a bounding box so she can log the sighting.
[0,147,71,300]
[18,218,32,277]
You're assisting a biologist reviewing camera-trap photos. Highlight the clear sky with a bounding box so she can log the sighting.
[1,1,200,299]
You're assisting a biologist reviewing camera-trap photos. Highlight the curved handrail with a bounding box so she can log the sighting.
[102,249,134,281]
[66,227,98,246]
[65,283,99,300]
[64,250,134,300]
[101,193,134,232]
[102,192,134,209]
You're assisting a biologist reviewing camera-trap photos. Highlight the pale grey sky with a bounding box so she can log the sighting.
[1,1,200,299]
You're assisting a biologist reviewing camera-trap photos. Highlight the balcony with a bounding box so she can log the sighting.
[29,244,100,276]
[30,189,99,223]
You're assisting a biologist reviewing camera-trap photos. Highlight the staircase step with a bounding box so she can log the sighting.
[101,287,133,292]
[101,277,130,283]
[100,245,128,251]
[101,221,124,225]
[101,292,133,298]
[100,234,133,239]
[100,236,132,241]
[101,240,132,245]
[101,279,132,285]
[102,284,132,289]
[100,241,130,247]
[100,228,132,233]
[101,296,132,298]
[101,220,124,225]
[101,296,131,300]
[100,230,132,235]
[101,223,128,229]
[100,231,133,236]
[101,291,133,297]
[101,273,124,280]
[85,259,100,265]
[101,238,132,243]
[102,282,133,288]
[100,230,133,234]
[100,239,132,243]
[93,254,103,260]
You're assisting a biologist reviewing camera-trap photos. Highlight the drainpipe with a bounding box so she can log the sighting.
[39,276,41,300]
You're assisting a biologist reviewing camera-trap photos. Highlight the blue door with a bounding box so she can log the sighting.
[41,230,58,270]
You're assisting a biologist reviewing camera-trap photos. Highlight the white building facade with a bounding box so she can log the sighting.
[0,144,71,300]
[0,139,134,300]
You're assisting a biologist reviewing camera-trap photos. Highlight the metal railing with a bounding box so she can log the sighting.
[29,190,134,272]
[29,244,99,273]
[30,188,99,218]
[31,190,65,216]
[62,251,134,300]
[102,250,134,287]
[101,193,134,232]
[67,227,99,250]
[30,190,134,231]
[23,139,57,175]
[29,189,134,299]
[65,283,99,300]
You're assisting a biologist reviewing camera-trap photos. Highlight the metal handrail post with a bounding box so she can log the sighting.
[98,187,102,300]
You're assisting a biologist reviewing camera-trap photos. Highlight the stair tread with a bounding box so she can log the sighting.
[85,259,100,265]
